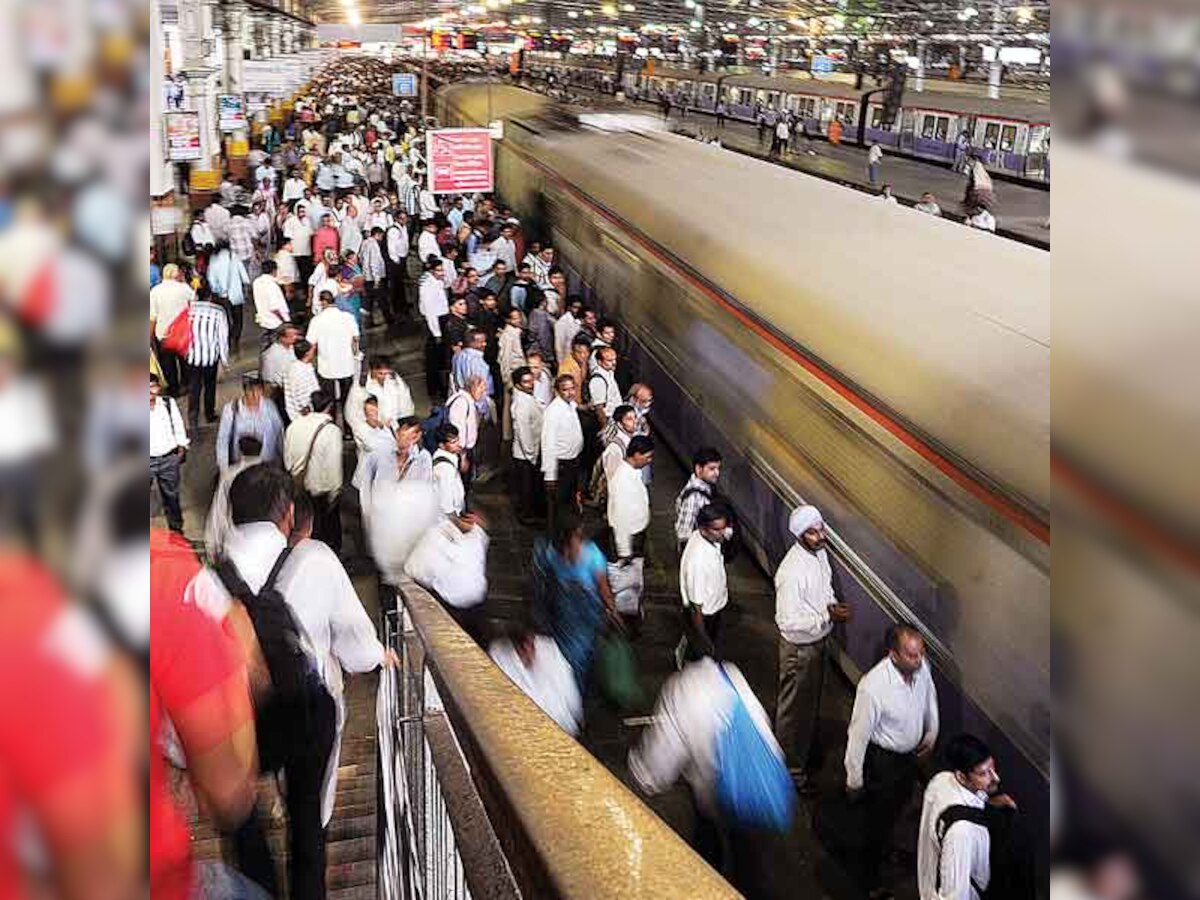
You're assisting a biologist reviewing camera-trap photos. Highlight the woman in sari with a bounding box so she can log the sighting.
[532,517,619,688]
[337,249,365,333]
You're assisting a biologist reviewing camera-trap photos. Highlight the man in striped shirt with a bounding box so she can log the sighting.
[185,287,230,430]
[674,446,723,555]
[284,339,322,423]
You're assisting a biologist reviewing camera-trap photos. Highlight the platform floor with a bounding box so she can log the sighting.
[159,307,926,900]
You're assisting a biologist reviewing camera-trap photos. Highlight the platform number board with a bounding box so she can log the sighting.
[392,73,419,98]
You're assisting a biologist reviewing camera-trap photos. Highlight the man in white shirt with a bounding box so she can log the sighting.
[252,260,291,341]
[149,374,189,534]
[606,436,654,627]
[417,217,442,265]
[868,142,884,184]
[222,464,396,887]
[284,391,345,552]
[509,366,545,525]
[540,374,585,535]
[554,297,583,366]
[494,223,518,269]
[915,192,943,217]
[274,235,300,306]
[629,655,781,884]
[260,324,302,421]
[359,226,391,329]
[490,628,582,737]
[678,504,731,663]
[446,375,486,495]
[306,290,360,423]
[845,622,940,894]
[385,217,409,321]
[148,263,194,397]
[587,346,621,429]
[918,734,1011,900]
[418,257,449,400]
[346,356,414,433]
[283,170,308,204]
[431,422,467,521]
[283,205,314,285]
[774,505,852,791]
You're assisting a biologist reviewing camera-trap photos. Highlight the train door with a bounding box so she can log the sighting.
[700,82,717,109]
[766,90,781,111]
[897,108,917,152]
[1026,124,1050,180]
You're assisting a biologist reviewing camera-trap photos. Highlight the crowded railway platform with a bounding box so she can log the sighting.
[148,32,1051,900]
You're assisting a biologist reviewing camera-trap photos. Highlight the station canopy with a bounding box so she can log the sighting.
[310,0,1049,50]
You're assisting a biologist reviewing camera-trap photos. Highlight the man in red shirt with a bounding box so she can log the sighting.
[0,554,141,899]
[149,528,265,899]
[310,212,341,264]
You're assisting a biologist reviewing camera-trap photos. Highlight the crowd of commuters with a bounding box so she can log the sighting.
[147,57,1037,900]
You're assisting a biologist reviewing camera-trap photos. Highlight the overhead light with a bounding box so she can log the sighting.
[584,8,593,15]
[684,0,695,7]
[348,9,361,25]
[690,18,701,27]
[925,18,934,26]
[601,2,616,14]
[568,9,578,16]
[621,2,635,10]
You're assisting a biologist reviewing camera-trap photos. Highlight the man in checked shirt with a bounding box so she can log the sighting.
[673,446,724,556]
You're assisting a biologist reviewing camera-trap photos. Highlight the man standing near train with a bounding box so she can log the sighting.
[774,505,851,793]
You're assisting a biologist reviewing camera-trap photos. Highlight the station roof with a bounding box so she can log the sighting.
[313,0,1049,48]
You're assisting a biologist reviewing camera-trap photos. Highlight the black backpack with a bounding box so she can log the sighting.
[181,230,196,257]
[213,548,325,770]
[936,803,1039,900]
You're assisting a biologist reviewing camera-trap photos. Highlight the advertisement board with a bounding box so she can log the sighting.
[426,128,494,195]
[218,94,247,131]
[164,111,202,161]
[392,72,419,97]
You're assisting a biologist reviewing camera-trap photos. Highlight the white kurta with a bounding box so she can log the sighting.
[489,636,582,736]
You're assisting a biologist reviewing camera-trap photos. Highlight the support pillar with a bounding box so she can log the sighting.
[224,1,250,182]
[150,0,174,200]
[915,40,926,92]
[182,0,221,205]
[987,59,1002,99]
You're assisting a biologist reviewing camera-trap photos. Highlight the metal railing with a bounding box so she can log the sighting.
[377,576,743,900]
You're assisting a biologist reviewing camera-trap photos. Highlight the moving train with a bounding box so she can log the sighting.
[522,57,1052,183]
[435,82,1050,829]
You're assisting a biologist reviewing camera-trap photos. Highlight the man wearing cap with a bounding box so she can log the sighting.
[215,371,285,473]
[774,505,851,791]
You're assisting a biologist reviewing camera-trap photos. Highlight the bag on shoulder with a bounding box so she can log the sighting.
[161,307,193,357]
[421,393,469,453]
[713,664,795,832]
[936,804,1040,900]
[181,230,196,257]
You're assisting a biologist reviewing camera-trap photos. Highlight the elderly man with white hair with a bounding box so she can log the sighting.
[773,504,852,792]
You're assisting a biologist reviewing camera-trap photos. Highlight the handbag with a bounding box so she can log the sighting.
[160,307,192,356]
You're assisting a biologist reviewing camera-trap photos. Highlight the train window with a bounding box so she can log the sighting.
[983,122,1001,149]
[870,107,883,128]
[921,114,950,141]
[767,91,780,108]
[1000,124,1018,152]
[737,88,753,106]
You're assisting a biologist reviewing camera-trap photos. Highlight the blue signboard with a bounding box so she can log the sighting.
[392,73,419,97]
[811,55,834,75]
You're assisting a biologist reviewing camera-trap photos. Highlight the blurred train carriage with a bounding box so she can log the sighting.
[523,58,1051,182]
[435,83,1051,857]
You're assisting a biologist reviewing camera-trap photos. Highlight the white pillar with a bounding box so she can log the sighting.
[150,0,174,198]
[987,59,1002,99]
[223,2,245,94]
[181,0,220,188]
[915,40,926,92]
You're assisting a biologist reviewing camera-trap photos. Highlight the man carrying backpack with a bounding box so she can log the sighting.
[220,464,396,900]
[918,734,1029,900]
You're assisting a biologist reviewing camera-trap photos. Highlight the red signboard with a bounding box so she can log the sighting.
[426,128,494,195]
